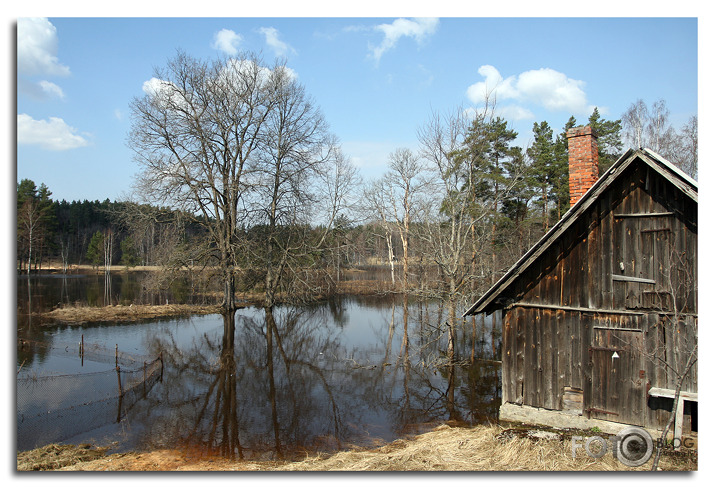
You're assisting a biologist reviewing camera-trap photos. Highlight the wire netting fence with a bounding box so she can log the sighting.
[17,338,163,451]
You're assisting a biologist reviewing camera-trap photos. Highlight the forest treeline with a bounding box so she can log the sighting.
[17,100,697,292]
[17,49,697,329]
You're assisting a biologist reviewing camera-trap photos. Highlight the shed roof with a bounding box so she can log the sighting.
[463,148,697,316]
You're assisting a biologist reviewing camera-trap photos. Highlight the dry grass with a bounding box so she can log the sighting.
[17,444,110,471]
[282,424,695,472]
[38,278,397,326]
[41,303,224,324]
[27,424,695,472]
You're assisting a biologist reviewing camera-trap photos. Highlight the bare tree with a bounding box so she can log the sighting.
[362,149,426,289]
[623,99,649,148]
[246,73,354,308]
[362,180,397,283]
[645,99,673,154]
[129,51,291,312]
[668,116,698,180]
[647,242,697,469]
[102,229,114,274]
[384,148,427,289]
[17,197,43,274]
[130,51,356,312]
[416,108,480,361]
[622,99,698,179]
[416,107,522,362]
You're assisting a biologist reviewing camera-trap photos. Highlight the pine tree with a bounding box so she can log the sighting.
[526,121,555,231]
[588,108,623,174]
[86,231,105,269]
[552,117,577,220]
[16,179,56,272]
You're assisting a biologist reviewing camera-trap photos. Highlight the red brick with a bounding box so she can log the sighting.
[567,126,599,206]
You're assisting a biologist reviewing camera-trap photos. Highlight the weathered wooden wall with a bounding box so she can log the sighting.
[499,159,697,431]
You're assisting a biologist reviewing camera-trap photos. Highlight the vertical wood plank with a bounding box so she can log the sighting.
[502,310,514,404]
[515,307,525,405]
[542,309,553,409]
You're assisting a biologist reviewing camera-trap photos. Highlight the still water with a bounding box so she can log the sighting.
[17,273,501,460]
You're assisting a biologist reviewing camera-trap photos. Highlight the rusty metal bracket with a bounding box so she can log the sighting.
[584,407,619,417]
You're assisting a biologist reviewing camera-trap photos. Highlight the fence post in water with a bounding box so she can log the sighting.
[159,351,164,382]
[80,334,84,367]
[115,344,118,368]
[116,365,123,396]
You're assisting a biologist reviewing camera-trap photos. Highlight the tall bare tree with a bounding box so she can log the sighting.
[623,98,698,179]
[416,107,522,361]
[129,51,289,312]
[666,115,698,180]
[363,148,427,290]
[384,148,427,289]
[623,99,649,148]
[363,180,398,284]
[416,108,482,361]
[246,67,354,308]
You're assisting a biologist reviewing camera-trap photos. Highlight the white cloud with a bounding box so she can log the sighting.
[467,65,591,115]
[258,27,296,57]
[19,79,65,100]
[17,113,89,151]
[141,61,298,110]
[212,28,242,56]
[499,105,535,121]
[221,59,297,86]
[369,18,439,64]
[38,80,65,99]
[17,17,70,77]
[466,104,534,122]
[142,77,170,97]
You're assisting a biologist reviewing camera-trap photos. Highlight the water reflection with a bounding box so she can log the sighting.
[17,274,501,458]
[128,298,500,460]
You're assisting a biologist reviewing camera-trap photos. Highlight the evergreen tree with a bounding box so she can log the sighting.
[526,121,556,231]
[119,236,141,267]
[16,179,56,272]
[588,107,623,174]
[552,116,577,220]
[86,230,105,268]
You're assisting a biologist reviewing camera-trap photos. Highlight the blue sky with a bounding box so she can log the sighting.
[14,14,700,204]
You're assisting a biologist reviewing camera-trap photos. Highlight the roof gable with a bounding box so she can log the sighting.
[463,148,697,316]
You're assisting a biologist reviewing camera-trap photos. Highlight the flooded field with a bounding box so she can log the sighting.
[17,272,501,460]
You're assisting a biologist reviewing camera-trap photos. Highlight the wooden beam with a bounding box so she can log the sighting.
[593,326,643,332]
[648,388,698,402]
[613,212,674,218]
[507,302,645,316]
[648,388,697,450]
[612,275,656,284]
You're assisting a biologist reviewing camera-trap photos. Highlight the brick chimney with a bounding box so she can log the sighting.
[567,126,599,206]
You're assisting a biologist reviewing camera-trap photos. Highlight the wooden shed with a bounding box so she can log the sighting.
[465,127,697,437]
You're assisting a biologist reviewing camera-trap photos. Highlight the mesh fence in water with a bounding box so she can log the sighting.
[17,339,163,451]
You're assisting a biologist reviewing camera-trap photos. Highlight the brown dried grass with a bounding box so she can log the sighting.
[41,303,223,325]
[17,444,109,471]
[39,424,696,472]
[282,424,693,472]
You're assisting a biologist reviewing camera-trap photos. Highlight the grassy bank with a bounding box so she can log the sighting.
[40,303,225,324]
[38,278,400,325]
[18,424,696,472]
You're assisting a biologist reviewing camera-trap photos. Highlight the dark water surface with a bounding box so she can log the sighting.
[17,273,501,460]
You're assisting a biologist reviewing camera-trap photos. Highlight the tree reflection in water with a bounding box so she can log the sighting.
[138,296,501,460]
